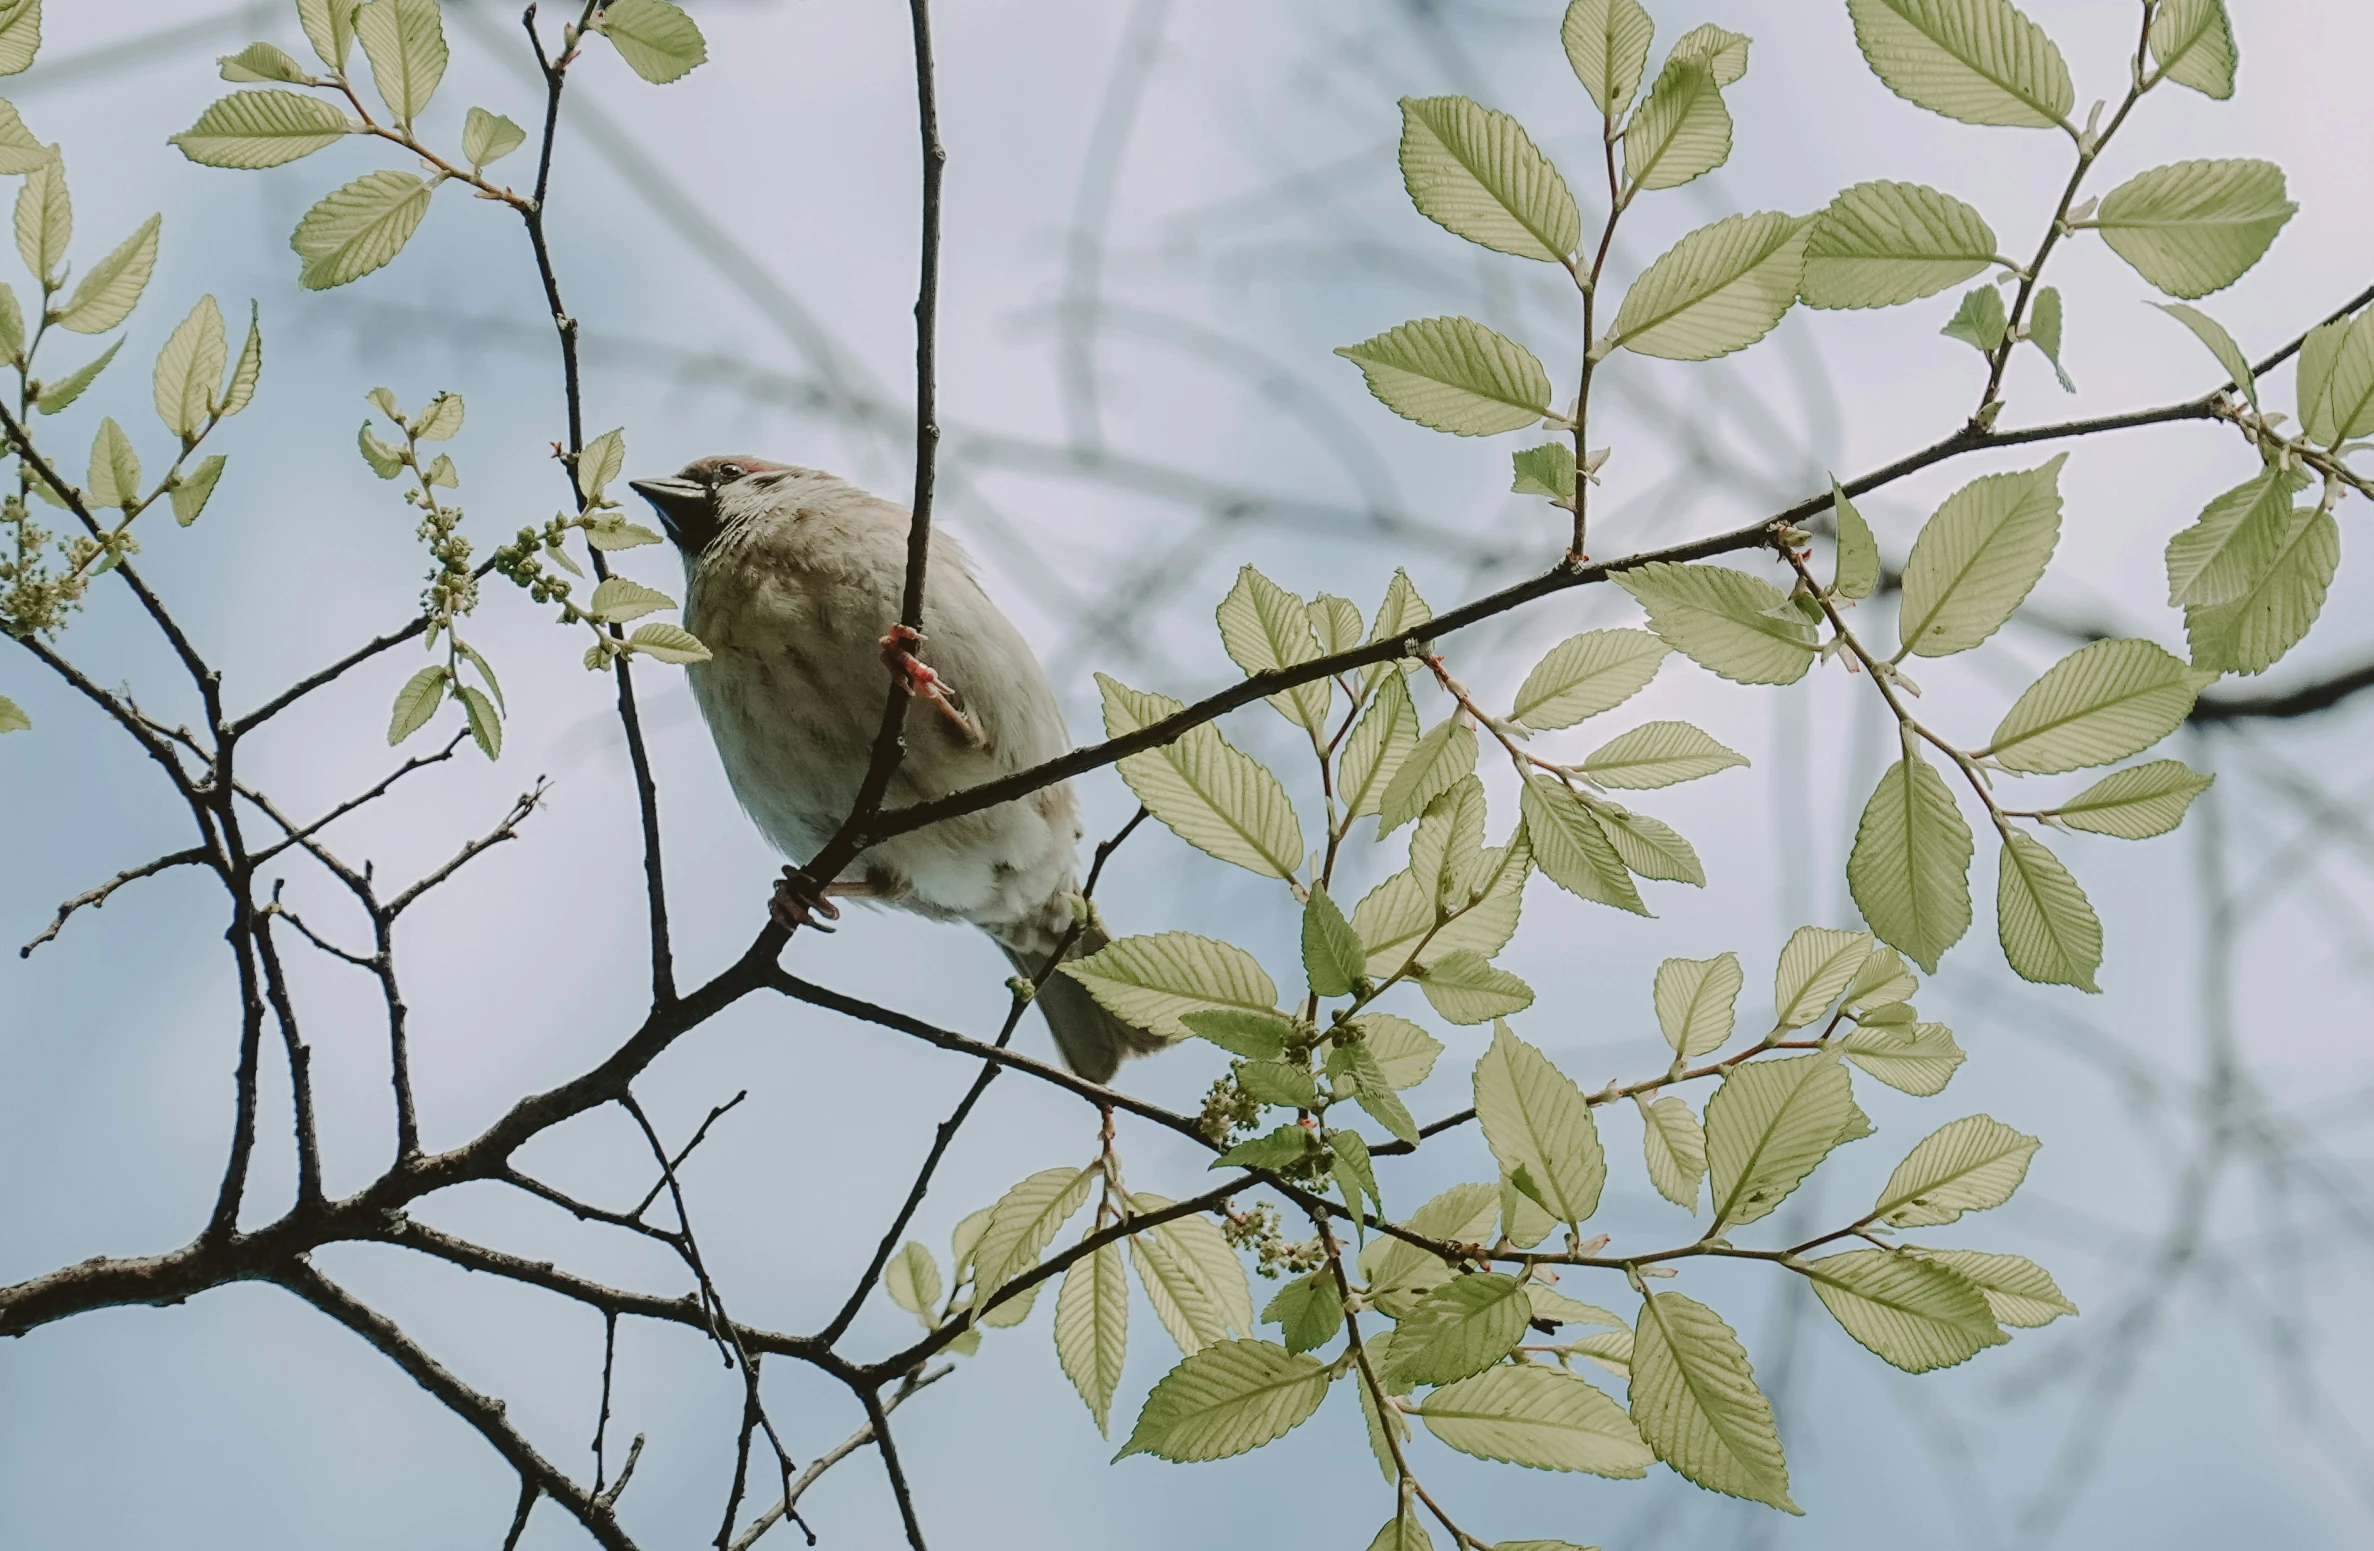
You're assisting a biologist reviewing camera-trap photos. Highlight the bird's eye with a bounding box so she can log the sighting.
[716,462,745,482]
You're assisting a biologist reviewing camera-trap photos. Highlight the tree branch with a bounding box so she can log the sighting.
[21,845,211,957]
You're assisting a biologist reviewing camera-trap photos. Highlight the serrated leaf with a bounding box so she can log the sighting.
[1655,952,1740,1058]
[1512,442,1576,505]
[1264,1271,1344,1355]
[1361,1184,1500,1316]
[2154,301,2255,409]
[1339,668,1419,821]
[0,0,35,77]
[1638,1094,1707,1211]
[1581,721,1746,789]
[462,106,526,168]
[1875,1114,2037,1226]
[1363,1505,1434,1551]
[1846,946,1918,1007]
[1216,564,1328,735]
[1630,1292,1797,1511]
[1562,0,1655,120]
[1898,455,2064,658]
[1527,1285,1624,1330]
[1474,1022,1605,1227]
[1331,1128,1378,1224]
[1613,561,1816,685]
[1622,54,1730,194]
[2185,501,2336,676]
[2027,285,2074,392]
[1117,1339,1330,1462]
[1520,778,1644,915]
[357,420,404,478]
[2094,159,2294,300]
[458,683,500,759]
[1354,1014,1444,1091]
[1939,283,2007,352]
[1386,1273,1530,1388]
[595,0,708,84]
[170,454,226,527]
[974,1165,1096,1302]
[1358,1357,1406,1482]
[1846,0,2074,129]
[2165,466,2304,608]
[413,391,463,441]
[1841,1021,1964,1095]
[586,520,664,551]
[1995,830,2100,991]
[1512,629,1666,730]
[1300,884,1364,999]
[387,664,445,744]
[1421,1363,1652,1477]
[0,693,27,733]
[1098,675,1304,877]
[1801,180,1997,310]
[626,622,710,664]
[1128,1193,1254,1353]
[1180,1009,1291,1061]
[2148,0,2236,100]
[1420,951,1535,1024]
[1706,1052,1853,1229]
[1594,805,1702,885]
[1062,931,1277,1043]
[1848,753,1973,974]
[577,425,625,498]
[1830,479,1879,601]
[15,153,66,284]
[1670,23,1750,86]
[35,338,118,415]
[56,213,159,335]
[220,41,311,84]
[1236,1061,1318,1111]
[297,0,357,69]
[292,169,433,289]
[1501,1169,1556,1248]
[1773,926,1874,1030]
[1986,638,2198,775]
[1398,95,1579,263]
[887,1241,941,1320]
[1799,1249,2006,1372]
[153,295,226,441]
[1309,593,1363,654]
[1379,718,1478,835]
[0,100,35,179]
[2053,759,2212,840]
[1612,211,1807,361]
[2298,310,2374,447]
[217,302,262,417]
[588,575,675,622]
[85,417,139,511]
[1337,316,1552,437]
[1905,1248,2075,1326]
[171,89,350,170]
[1056,1240,1129,1434]
[0,281,21,362]
[353,0,445,124]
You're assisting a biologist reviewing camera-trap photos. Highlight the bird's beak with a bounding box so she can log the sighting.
[630,477,709,548]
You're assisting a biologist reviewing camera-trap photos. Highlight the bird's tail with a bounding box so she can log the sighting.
[995,911,1167,1085]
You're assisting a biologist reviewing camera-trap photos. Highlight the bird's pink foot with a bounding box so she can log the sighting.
[878,625,983,744]
[771,867,843,933]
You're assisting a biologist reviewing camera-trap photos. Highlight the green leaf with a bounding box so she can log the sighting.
[1263,1272,1344,1356]
[34,339,118,415]
[1801,180,1997,310]
[170,454,226,527]
[1055,1240,1129,1435]
[1398,95,1579,264]
[1236,1061,1318,1111]
[626,622,711,664]
[1500,1168,1556,1249]
[297,0,358,69]
[1848,753,1973,974]
[56,213,159,335]
[1594,805,1702,886]
[1512,629,1666,730]
[2027,285,2074,391]
[457,682,500,759]
[1180,1009,1291,1061]
[85,416,140,512]
[2165,466,2304,608]
[1098,675,1304,877]
[1706,1052,1853,1229]
[1841,1020,1965,1095]
[1419,951,1535,1025]
[1379,718,1478,836]
[15,153,66,285]
[1897,455,2064,658]
[1622,55,1730,194]
[1610,211,1808,362]
[2153,300,2255,409]
[1421,1363,1652,1477]
[1875,1114,2038,1226]
[594,0,709,85]
[1215,564,1328,735]
[357,420,404,478]
[2052,759,2212,840]
[0,280,21,362]
[1511,442,1576,505]
[2093,159,2295,300]
[2185,501,2337,676]
[1339,668,1419,821]
[586,520,664,552]
[1386,1273,1531,1387]
[171,90,350,169]
[1994,830,2101,991]
[974,1164,1096,1302]
[1939,283,2006,352]
[414,391,464,441]
[1309,593,1364,655]
[1299,884,1364,999]
[2298,309,2374,447]
[1062,931,1277,1043]
[220,41,311,84]
[291,169,434,289]
[1581,720,1746,789]
[1473,1022,1605,1227]
[1128,1194,1253,1354]
[1351,1074,1421,1147]
[1773,925,1874,1030]
[1986,639,2201,775]
[1904,1247,2075,1326]
[2148,0,2236,100]
[1527,1285,1624,1330]
[387,663,446,745]
[1354,1014,1444,1091]
[220,302,262,417]
[1613,561,1817,685]
[1799,1250,2006,1372]
[1117,1339,1330,1462]
[577,425,626,498]
[353,0,445,124]
[1337,316,1551,437]
[1358,800,1529,978]
[0,0,35,77]
[1845,0,2075,129]
[1562,0,1656,120]
[886,1240,942,1321]
[0,693,27,733]
[462,106,526,169]
[1361,1184,1500,1317]
[1830,480,1879,601]
[153,295,226,441]
[1669,23,1751,87]
[1520,777,1645,915]
[1368,568,1434,658]
[1655,952,1741,1058]
[1630,1292,1798,1511]
[1363,1505,1434,1551]
[1846,946,1919,1008]
[588,576,675,622]
[1638,1093,1708,1211]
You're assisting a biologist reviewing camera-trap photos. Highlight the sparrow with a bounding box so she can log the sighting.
[630,457,1167,1083]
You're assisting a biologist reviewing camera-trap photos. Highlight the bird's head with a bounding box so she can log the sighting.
[628,455,790,554]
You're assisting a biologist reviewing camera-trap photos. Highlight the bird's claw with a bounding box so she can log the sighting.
[772,867,842,933]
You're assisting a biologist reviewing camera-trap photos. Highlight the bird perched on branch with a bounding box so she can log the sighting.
[631,457,1165,1082]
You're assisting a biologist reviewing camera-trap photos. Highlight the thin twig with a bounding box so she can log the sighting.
[21,846,210,956]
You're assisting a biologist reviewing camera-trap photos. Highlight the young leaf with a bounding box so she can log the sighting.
[1903,1247,2076,1326]
[1520,778,1645,915]
[1995,830,2101,991]
[2164,466,2304,608]
[1363,1507,1434,1551]
[2185,502,2337,676]
[626,622,711,664]
[1418,951,1535,1025]
[594,0,709,84]
[1062,932,1276,1043]
[1511,628,1666,729]
[291,169,434,289]
[1705,1052,1853,1228]
[1385,1273,1530,1388]
[1669,23,1750,86]
[1368,568,1433,657]
[1830,479,1879,600]
[1874,1114,2039,1226]
[1845,0,2075,129]
[1985,638,2201,774]
[353,0,446,124]
[1622,55,1730,194]
[1336,316,1552,436]
[1339,668,1419,821]
[220,41,311,84]
[2051,759,2212,840]
[1897,455,2065,657]
[2297,309,2374,447]
[85,417,140,511]
[1098,674,1304,877]
[1263,1272,1344,1355]
[1473,1021,1606,1227]
[414,392,464,441]
[1798,1250,2006,1372]
[1939,284,2007,353]
[456,681,499,759]
[1378,718,1478,834]
[1308,593,1363,655]
[170,454,226,527]
[577,425,626,498]
[1398,95,1579,263]
[886,1241,942,1321]
[1773,926,1875,1030]
[1128,1195,1253,1355]
[1527,1286,1624,1330]
[2092,159,2295,300]
[1116,1339,1331,1463]
[153,295,226,441]
[35,339,119,415]
[1361,1184,1500,1316]
[1215,564,1328,735]
[2148,0,2237,101]
[1511,441,1576,505]
[1845,946,1918,1008]
[2152,300,2255,408]
[1594,805,1703,886]
[1419,1364,1652,1477]
[0,693,27,733]
[2027,285,2074,391]
[588,576,675,622]
[0,0,34,76]
[1638,1093,1708,1211]
[171,91,351,169]
[57,214,160,335]
[1562,0,1656,121]
[1055,1240,1129,1435]
[973,1165,1097,1301]
[1800,180,1996,310]
[1655,952,1741,1058]
[1630,1291,1798,1511]
[1841,1021,1965,1095]
[15,153,67,285]
[1613,561,1817,685]
[387,664,446,745]
[461,106,526,169]
[297,0,358,70]
[1301,884,1364,999]
[1353,1013,1444,1090]
[1580,720,1747,789]
[1848,753,1973,974]
[219,303,262,416]
[1609,211,1810,361]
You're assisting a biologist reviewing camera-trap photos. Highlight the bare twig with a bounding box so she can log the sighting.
[21,845,211,956]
